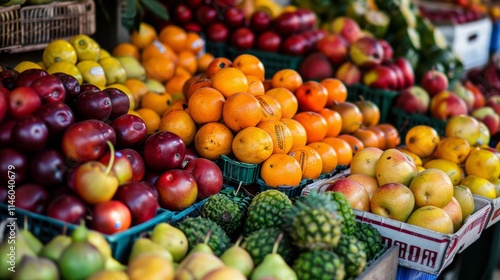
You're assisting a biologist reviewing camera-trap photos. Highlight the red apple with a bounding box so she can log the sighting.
[87,119,116,145]
[102,87,130,119]
[0,86,8,122]
[62,120,107,163]
[172,4,193,25]
[31,75,66,103]
[250,10,272,34]
[47,195,87,224]
[156,169,198,211]
[196,4,218,26]
[452,82,475,111]
[471,106,500,135]
[0,187,6,203]
[75,90,112,121]
[331,17,361,44]
[111,114,148,149]
[51,72,81,105]
[16,68,48,88]
[35,101,75,138]
[299,52,334,81]
[363,65,398,90]
[91,200,132,235]
[119,148,146,182]
[295,8,317,31]
[11,115,49,153]
[394,57,415,88]
[485,95,500,117]
[257,31,281,52]
[143,131,186,172]
[184,158,223,200]
[0,69,19,90]
[223,7,246,29]
[335,62,361,85]
[429,91,469,120]
[349,37,384,69]
[29,149,67,188]
[421,69,449,96]
[324,177,370,211]
[299,30,318,53]
[184,22,203,34]
[385,63,406,90]
[206,22,230,42]
[281,34,308,56]
[274,11,301,37]
[0,147,28,185]
[370,182,416,222]
[114,181,159,225]
[316,34,349,65]
[7,86,42,119]
[378,39,393,61]
[394,86,431,114]
[230,27,255,50]
[182,147,199,168]
[14,183,50,214]
[0,120,15,147]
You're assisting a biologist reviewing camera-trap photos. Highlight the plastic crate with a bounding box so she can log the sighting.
[0,203,174,263]
[228,47,303,79]
[256,178,309,198]
[390,107,446,141]
[205,40,228,58]
[318,165,349,179]
[0,0,95,53]
[217,154,261,186]
[170,198,208,225]
[346,83,399,123]
[0,4,21,51]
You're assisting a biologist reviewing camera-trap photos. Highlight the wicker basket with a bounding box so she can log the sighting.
[0,0,95,53]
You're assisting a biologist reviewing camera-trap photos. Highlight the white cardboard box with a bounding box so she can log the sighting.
[303,177,492,275]
[474,195,500,228]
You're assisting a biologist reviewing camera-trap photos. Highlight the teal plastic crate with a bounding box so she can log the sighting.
[256,178,308,198]
[390,107,446,141]
[217,154,261,186]
[227,47,303,79]
[205,40,228,58]
[346,83,399,123]
[170,198,208,225]
[0,204,174,264]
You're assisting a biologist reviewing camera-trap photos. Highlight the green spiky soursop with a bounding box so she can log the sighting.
[244,190,292,235]
[201,188,251,236]
[334,235,367,278]
[328,191,356,236]
[177,216,231,256]
[241,227,297,266]
[353,222,383,260]
[282,192,343,250]
[292,250,346,280]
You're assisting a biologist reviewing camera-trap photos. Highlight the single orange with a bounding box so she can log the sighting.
[206,57,233,78]
[140,91,173,117]
[194,122,234,160]
[352,128,381,148]
[136,108,161,135]
[188,87,225,124]
[320,78,348,106]
[232,54,265,81]
[265,87,298,119]
[141,40,177,62]
[271,69,303,93]
[260,154,303,187]
[158,25,187,53]
[292,111,328,144]
[322,137,353,167]
[177,50,198,74]
[185,78,212,101]
[246,75,265,96]
[330,101,363,134]
[295,81,329,112]
[184,32,205,55]
[130,22,157,49]
[159,109,197,146]
[174,66,192,79]
[182,76,201,98]
[232,126,274,164]
[165,74,191,96]
[197,52,215,73]
[318,108,342,138]
[337,134,365,154]
[112,43,140,60]
[142,56,175,83]
[376,123,401,149]
[165,99,188,114]
[212,67,249,98]
[307,141,338,174]
[222,92,262,132]
[281,117,308,149]
[366,126,387,150]
[256,94,282,122]
[288,145,323,180]
[257,120,293,154]
[125,78,150,107]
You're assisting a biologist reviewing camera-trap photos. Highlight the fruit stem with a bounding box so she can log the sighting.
[272,233,283,255]
[104,140,115,176]
[23,215,28,231]
[203,230,213,244]
[234,235,244,247]
[234,181,243,195]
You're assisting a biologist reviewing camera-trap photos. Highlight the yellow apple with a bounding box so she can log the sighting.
[406,206,454,234]
[442,197,463,233]
[370,182,415,222]
[453,185,475,221]
[409,168,454,208]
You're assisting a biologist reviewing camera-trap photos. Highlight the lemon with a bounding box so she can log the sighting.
[43,39,78,68]
[69,34,101,62]
[107,83,135,109]
[99,56,127,85]
[13,61,42,73]
[76,60,106,87]
[99,49,111,59]
[47,61,83,84]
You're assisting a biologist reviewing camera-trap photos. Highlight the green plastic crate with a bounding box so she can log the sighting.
[217,154,261,186]
[170,198,208,225]
[205,40,228,58]
[0,204,174,264]
[346,83,399,123]
[256,178,309,198]
[390,107,446,141]
[228,47,303,79]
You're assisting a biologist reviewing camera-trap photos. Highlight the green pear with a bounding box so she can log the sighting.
[128,237,173,264]
[19,227,43,255]
[0,233,37,279]
[174,252,225,280]
[39,235,72,263]
[104,256,126,271]
[87,230,112,258]
[150,223,189,262]
[220,237,254,277]
[13,256,59,280]
[189,230,214,255]
[251,234,297,280]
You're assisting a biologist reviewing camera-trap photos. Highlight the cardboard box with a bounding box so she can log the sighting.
[357,245,399,280]
[302,177,492,275]
[474,195,500,228]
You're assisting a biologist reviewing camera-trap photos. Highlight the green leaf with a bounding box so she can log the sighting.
[139,0,169,20]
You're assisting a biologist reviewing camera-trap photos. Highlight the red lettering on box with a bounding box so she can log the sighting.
[422,249,438,268]
[491,208,500,222]
[408,245,421,262]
